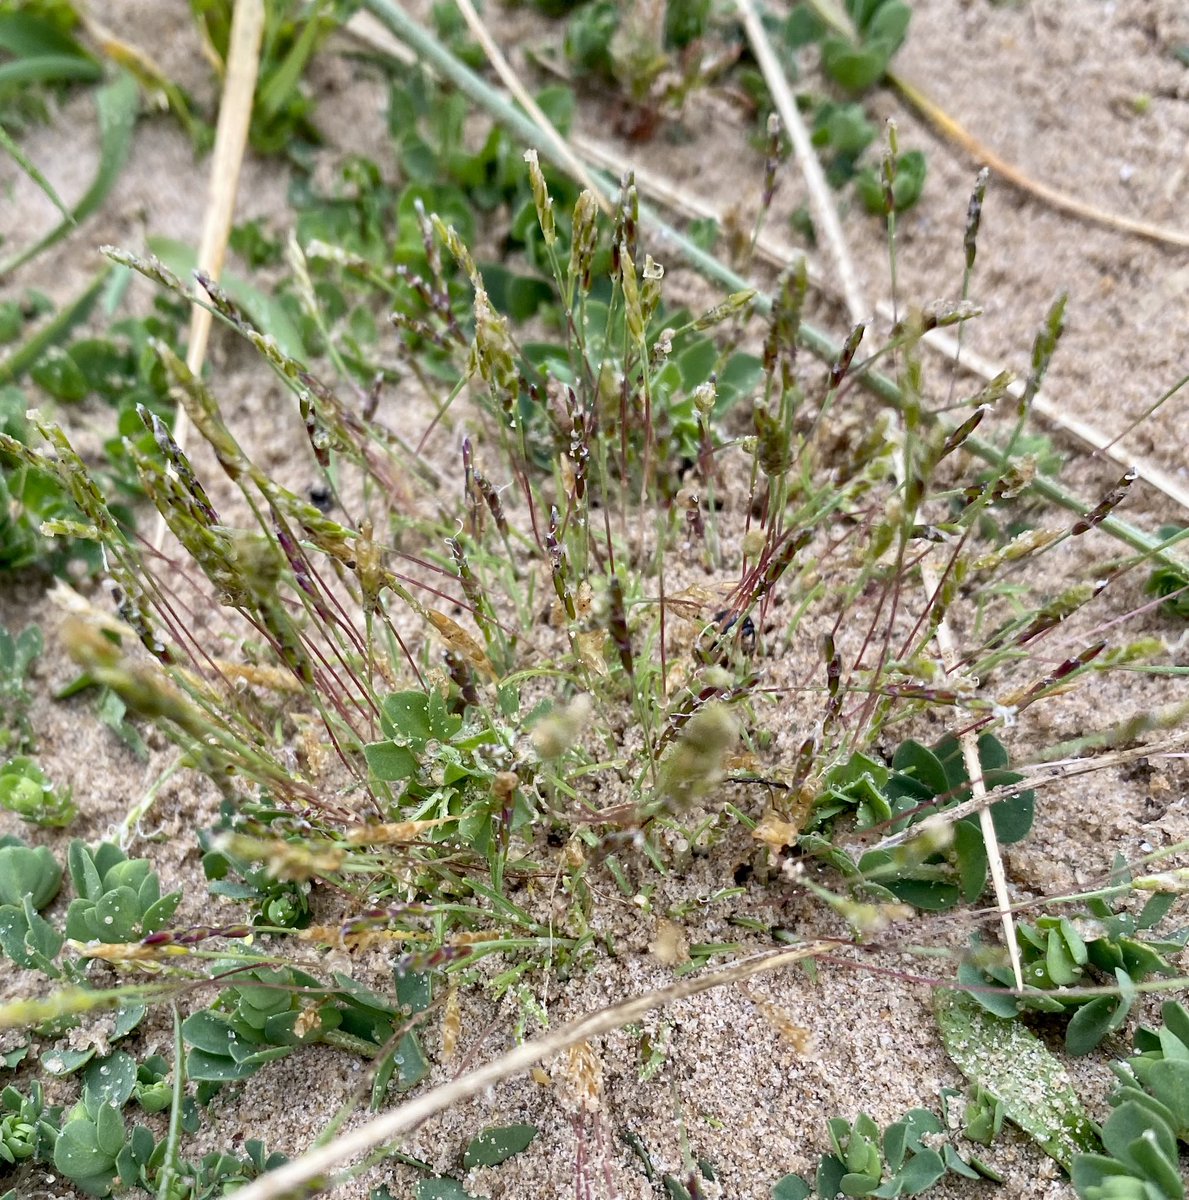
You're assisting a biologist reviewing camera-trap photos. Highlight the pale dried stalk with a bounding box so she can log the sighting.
[451,0,611,215]
[734,0,866,324]
[918,558,1023,990]
[154,0,264,549]
[228,941,832,1200]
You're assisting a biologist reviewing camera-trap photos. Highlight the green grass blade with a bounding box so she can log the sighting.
[0,53,102,88]
[0,12,91,58]
[0,120,72,220]
[155,1005,185,1200]
[258,1,326,118]
[935,988,1099,1171]
[0,265,111,386]
[0,70,139,278]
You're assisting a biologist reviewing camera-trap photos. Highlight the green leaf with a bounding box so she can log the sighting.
[380,691,434,741]
[0,12,93,60]
[185,1047,263,1083]
[83,1051,137,1109]
[772,1175,811,1200]
[0,121,72,220]
[0,71,139,276]
[93,1100,125,1157]
[0,842,61,908]
[30,344,88,400]
[935,989,1097,1171]
[462,1123,537,1168]
[181,1010,242,1056]
[415,1180,476,1200]
[0,900,63,973]
[92,886,142,942]
[1066,993,1130,1056]
[867,3,911,49]
[68,838,103,901]
[54,1116,119,1194]
[0,269,110,389]
[889,740,948,797]
[364,741,419,782]
[820,39,889,91]
[892,1147,945,1194]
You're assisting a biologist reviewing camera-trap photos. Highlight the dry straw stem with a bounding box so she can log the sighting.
[227,941,832,1200]
[353,0,1189,572]
[155,0,264,548]
[805,0,1189,251]
[568,138,1189,516]
[733,0,866,324]
[450,0,612,215]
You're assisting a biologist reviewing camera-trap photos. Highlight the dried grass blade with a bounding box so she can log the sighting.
[157,0,264,549]
[733,0,866,323]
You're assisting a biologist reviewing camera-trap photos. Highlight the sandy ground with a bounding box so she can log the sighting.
[1,1,1187,1198]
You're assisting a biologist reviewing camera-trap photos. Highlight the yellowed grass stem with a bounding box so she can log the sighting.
[153,0,264,550]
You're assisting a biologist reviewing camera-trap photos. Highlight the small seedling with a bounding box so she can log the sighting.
[811,733,1034,911]
[770,1101,998,1198]
[1147,525,1189,618]
[1072,1002,1189,1199]
[0,755,76,826]
[182,966,431,1107]
[959,859,1185,1053]
[1107,1000,1189,1143]
[64,840,182,946]
[0,1080,59,1167]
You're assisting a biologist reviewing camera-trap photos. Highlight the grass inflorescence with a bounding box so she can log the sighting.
[1,2,1188,1199]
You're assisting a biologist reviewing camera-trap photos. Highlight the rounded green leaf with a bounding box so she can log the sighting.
[415,1181,476,1200]
[0,843,61,909]
[364,741,419,782]
[772,1175,811,1200]
[93,1101,125,1157]
[181,1009,238,1056]
[894,1147,945,1194]
[92,886,141,942]
[83,1051,137,1109]
[821,40,888,92]
[462,1123,537,1168]
[1066,994,1129,1057]
[54,1117,116,1185]
[1100,1100,1176,1169]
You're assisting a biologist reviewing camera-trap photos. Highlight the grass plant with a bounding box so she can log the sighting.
[1,2,1187,1199]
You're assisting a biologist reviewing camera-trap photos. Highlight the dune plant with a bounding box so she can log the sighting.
[0,3,1187,1200]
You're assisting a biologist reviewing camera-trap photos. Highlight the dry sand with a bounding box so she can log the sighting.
[1,2,1187,1198]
